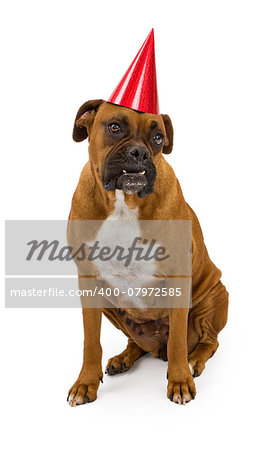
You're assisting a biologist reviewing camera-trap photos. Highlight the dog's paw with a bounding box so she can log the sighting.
[67,382,97,407]
[105,354,132,375]
[188,342,218,377]
[188,360,205,378]
[167,373,196,405]
[105,344,145,375]
[67,371,103,407]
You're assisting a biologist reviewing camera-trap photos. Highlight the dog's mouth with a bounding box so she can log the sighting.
[116,170,147,194]
[102,161,157,198]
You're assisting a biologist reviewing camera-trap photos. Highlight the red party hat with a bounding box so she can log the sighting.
[108,29,159,115]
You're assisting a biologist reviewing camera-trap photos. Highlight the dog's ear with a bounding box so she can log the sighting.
[73,99,104,142]
[161,114,174,154]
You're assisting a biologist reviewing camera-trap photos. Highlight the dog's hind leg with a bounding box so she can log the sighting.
[103,309,146,375]
[105,338,146,375]
[188,281,228,377]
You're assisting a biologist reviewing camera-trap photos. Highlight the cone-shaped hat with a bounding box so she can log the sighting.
[108,29,159,115]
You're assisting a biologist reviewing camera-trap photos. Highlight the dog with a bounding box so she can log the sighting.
[67,100,228,406]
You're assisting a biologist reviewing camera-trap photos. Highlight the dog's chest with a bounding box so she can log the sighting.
[91,191,158,307]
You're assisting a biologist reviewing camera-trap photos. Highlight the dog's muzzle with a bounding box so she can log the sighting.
[102,145,157,198]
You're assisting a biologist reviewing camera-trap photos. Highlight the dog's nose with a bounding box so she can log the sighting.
[126,146,150,162]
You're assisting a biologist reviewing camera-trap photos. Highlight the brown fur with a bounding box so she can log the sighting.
[67,101,228,406]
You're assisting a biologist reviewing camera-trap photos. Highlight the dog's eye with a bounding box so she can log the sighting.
[153,133,164,146]
[108,123,122,134]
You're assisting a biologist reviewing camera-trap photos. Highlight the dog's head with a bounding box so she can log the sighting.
[73,100,173,198]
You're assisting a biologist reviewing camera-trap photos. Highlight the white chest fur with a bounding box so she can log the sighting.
[89,191,158,307]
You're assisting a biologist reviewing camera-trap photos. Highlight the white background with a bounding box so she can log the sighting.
[1,1,280,449]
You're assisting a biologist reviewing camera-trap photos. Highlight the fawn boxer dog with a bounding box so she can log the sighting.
[67,99,228,406]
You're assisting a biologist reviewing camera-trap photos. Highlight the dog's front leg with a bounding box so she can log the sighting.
[167,308,196,405]
[68,308,103,406]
